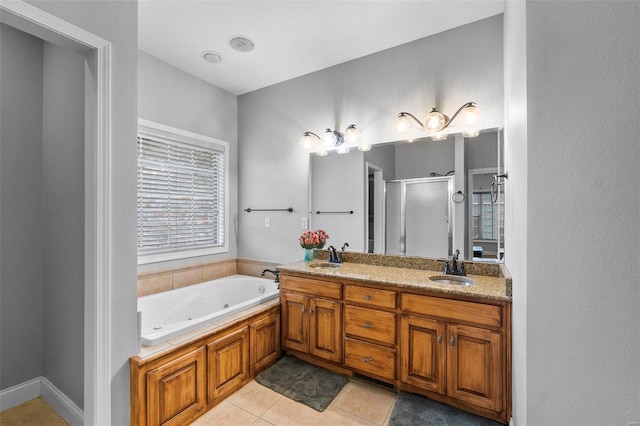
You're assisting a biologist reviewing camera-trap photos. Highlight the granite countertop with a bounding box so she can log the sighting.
[277,260,511,302]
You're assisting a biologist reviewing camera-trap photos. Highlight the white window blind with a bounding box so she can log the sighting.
[137,133,225,258]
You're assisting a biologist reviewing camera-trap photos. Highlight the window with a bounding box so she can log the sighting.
[137,119,229,264]
[472,192,504,241]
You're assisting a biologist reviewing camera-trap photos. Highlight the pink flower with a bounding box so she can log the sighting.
[299,229,330,249]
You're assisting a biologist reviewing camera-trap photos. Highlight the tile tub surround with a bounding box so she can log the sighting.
[137,258,280,297]
[279,258,511,302]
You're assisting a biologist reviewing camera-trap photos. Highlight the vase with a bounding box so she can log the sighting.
[304,248,314,261]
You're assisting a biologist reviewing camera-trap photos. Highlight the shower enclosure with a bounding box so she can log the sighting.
[385,176,453,258]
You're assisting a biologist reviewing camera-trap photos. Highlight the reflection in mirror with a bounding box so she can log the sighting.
[309,129,503,262]
[468,169,505,262]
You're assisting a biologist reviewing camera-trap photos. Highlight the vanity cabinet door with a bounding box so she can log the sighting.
[281,292,310,353]
[146,347,206,426]
[207,327,249,403]
[447,324,502,412]
[309,297,343,363]
[400,315,446,394]
[250,312,281,375]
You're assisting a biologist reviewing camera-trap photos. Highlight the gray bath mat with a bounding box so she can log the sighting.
[389,392,502,426]
[255,355,348,411]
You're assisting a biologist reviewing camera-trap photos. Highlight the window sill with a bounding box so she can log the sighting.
[138,246,229,265]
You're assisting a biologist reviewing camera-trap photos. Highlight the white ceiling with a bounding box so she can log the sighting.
[139,1,504,96]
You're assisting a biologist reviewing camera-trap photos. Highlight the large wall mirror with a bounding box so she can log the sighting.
[309,129,504,262]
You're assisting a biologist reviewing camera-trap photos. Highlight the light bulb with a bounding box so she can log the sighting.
[315,149,328,157]
[336,146,350,154]
[357,144,372,152]
[424,109,446,132]
[431,132,448,141]
[459,104,481,127]
[462,129,480,138]
[393,114,412,133]
[299,133,316,150]
[322,129,337,148]
[344,125,361,145]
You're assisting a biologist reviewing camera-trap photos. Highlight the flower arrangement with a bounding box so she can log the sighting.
[299,229,329,249]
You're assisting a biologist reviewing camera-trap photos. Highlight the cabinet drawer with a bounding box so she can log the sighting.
[401,294,502,329]
[280,275,341,299]
[344,284,396,309]
[344,337,396,381]
[344,305,396,346]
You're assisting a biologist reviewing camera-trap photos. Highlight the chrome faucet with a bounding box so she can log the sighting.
[444,250,466,276]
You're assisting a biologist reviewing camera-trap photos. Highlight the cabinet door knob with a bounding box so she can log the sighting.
[450,336,455,347]
[301,306,305,314]
[362,323,373,329]
[363,295,372,301]
[362,357,372,362]
[437,334,443,344]
[309,308,314,314]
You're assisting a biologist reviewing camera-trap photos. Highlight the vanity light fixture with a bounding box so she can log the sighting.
[300,124,366,154]
[393,102,481,140]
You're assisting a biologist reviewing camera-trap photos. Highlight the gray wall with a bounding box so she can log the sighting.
[0,28,86,412]
[238,15,503,263]
[137,50,239,273]
[26,1,139,423]
[0,23,45,391]
[506,1,640,424]
[364,144,396,181]
[311,151,366,252]
[41,41,85,409]
[394,140,455,180]
[465,131,499,170]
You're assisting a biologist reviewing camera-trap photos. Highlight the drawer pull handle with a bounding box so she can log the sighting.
[362,323,373,329]
[362,357,373,363]
[363,295,372,301]
[437,334,443,345]
[450,336,455,347]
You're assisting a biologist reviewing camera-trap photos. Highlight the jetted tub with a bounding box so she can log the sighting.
[138,274,279,346]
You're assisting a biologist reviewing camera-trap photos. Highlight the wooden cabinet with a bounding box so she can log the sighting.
[400,293,508,421]
[447,323,502,412]
[280,275,343,363]
[343,284,397,382]
[130,305,281,426]
[281,291,342,363]
[146,348,206,426]
[278,272,511,424]
[400,315,446,394]
[250,312,281,376]
[207,327,249,402]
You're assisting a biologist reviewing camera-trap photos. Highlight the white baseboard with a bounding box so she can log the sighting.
[0,377,41,411]
[0,376,83,425]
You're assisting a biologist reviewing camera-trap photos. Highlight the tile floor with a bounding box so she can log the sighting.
[191,378,397,426]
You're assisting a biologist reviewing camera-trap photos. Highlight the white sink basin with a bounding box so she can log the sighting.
[308,261,341,269]
[429,275,474,286]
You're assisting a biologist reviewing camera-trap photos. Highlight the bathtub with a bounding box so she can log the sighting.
[138,274,279,346]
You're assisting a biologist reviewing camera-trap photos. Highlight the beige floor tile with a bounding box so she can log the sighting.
[317,407,378,426]
[260,397,325,426]
[331,380,397,425]
[191,400,257,426]
[252,419,276,426]
[226,381,282,417]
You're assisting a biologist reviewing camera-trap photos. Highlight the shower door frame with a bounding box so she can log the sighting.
[387,176,453,258]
